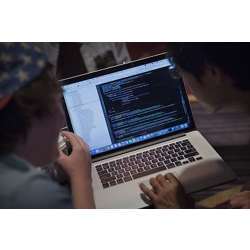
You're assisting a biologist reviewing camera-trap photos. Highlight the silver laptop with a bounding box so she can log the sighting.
[61,53,236,208]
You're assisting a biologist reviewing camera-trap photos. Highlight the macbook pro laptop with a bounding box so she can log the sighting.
[60,53,236,208]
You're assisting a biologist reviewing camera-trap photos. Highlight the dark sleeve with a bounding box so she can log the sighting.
[11,173,73,209]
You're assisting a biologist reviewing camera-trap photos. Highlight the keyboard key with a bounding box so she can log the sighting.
[117,174,123,178]
[150,163,157,168]
[102,173,111,178]
[130,170,137,175]
[115,166,121,170]
[122,163,129,168]
[110,181,117,186]
[101,176,116,183]
[101,178,108,184]
[196,156,203,161]
[99,170,108,176]
[110,161,116,167]
[124,176,133,182]
[102,183,109,188]
[171,158,177,163]
[132,166,166,180]
[184,152,199,158]
[175,161,182,167]
[188,157,196,162]
[125,167,131,171]
[103,163,109,168]
[177,156,184,160]
[118,169,125,173]
[111,171,118,176]
[123,157,129,161]
[166,163,175,169]
[164,159,171,165]
[117,179,124,184]
[96,165,102,172]
[164,155,171,159]
[124,172,130,176]
[157,162,164,167]
[185,149,197,154]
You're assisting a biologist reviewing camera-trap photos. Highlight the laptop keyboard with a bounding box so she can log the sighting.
[95,139,203,189]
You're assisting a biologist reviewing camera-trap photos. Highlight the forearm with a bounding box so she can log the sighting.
[70,174,96,209]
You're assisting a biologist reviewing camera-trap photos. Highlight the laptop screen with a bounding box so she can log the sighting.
[62,56,193,156]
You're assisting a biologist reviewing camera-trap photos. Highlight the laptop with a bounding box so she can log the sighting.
[60,53,236,208]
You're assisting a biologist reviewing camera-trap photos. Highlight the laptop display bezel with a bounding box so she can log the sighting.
[60,53,196,159]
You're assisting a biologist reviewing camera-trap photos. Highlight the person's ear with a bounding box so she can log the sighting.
[203,64,224,87]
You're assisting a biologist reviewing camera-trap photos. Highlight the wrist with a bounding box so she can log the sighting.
[69,171,92,186]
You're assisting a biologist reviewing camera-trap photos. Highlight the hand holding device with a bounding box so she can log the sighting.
[57,131,92,183]
[57,131,95,208]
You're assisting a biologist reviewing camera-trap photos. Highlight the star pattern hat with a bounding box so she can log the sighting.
[0,42,48,99]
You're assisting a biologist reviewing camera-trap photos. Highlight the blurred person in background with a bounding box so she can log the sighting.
[140,43,250,208]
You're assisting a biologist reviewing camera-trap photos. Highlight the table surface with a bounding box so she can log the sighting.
[190,102,250,203]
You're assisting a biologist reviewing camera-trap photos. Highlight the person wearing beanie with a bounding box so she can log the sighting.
[0,43,95,208]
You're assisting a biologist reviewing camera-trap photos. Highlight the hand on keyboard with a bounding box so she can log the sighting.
[96,139,202,189]
[139,173,193,209]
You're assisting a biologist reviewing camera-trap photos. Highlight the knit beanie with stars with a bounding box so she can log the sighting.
[0,42,48,109]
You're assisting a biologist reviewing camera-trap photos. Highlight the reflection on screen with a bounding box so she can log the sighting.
[63,58,191,156]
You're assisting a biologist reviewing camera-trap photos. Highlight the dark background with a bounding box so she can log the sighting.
[57,42,167,79]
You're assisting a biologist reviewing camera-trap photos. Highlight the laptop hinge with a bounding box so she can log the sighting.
[92,133,187,163]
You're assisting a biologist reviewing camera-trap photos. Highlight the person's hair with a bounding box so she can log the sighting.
[0,65,61,155]
[167,42,250,90]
